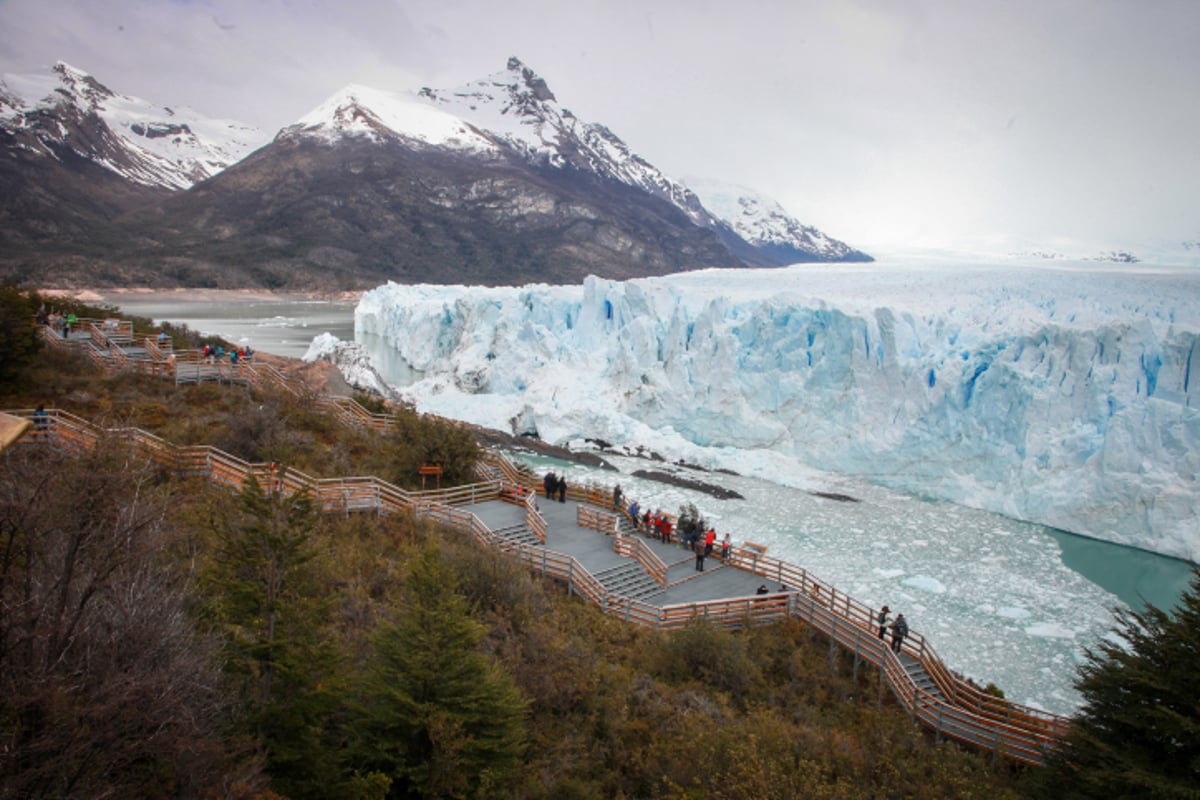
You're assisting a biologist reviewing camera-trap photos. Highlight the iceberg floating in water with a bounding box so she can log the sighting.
[354,261,1200,562]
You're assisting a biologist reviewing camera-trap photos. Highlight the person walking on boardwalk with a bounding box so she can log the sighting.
[32,404,49,437]
[612,483,623,511]
[876,605,891,640]
[557,475,567,503]
[890,613,908,654]
[543,471,555,499]
[693,536,707,571]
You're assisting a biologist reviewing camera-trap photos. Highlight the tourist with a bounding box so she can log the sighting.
[558,475,567,502]
[704,527,716,556]
[890,613,909,654]
[543,471,555,499]
[32,404,48,436]
[721,533,731,560]
[612,483,623,511]
[693,536,707,571]
[876,605,891,640]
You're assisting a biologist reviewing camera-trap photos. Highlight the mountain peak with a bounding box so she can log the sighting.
[1,61,267,190]
[51,60,114,107]
[684,177,873,263]
[504,56,556,103]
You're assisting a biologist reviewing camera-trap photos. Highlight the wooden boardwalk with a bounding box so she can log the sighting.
[14,316,1072,766]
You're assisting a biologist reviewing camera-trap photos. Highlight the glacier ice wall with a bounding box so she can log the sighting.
[355,262,1200,562]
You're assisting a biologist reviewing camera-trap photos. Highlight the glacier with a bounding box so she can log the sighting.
[353,260,1200,563]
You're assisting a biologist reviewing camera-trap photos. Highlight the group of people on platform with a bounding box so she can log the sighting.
[553,474,916,651]
[542,471,568,503]
[202,343,254,365]
[875,604,909,654]
[38,307,78,338]
[608,483,733,570]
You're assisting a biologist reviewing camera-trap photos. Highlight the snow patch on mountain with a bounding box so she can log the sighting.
[685,177,869,261]
[0,61,267,188]
[283,83,499,153]
[416,57,713,227]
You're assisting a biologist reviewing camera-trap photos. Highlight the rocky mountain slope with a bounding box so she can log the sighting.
[0,58,871,290]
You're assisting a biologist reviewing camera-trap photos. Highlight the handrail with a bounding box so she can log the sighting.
[618,534,668,587]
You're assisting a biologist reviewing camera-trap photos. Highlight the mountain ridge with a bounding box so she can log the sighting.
[0,57,872,289]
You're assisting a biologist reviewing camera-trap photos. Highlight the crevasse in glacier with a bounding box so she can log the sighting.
[354,262,1200,562]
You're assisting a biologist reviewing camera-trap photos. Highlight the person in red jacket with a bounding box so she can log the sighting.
[704,528,716,556]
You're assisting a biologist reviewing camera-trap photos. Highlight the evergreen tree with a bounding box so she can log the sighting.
[0,285,40,385]
[199,475,342,798]
[1032,568,1200,798]
[352,545,527,799]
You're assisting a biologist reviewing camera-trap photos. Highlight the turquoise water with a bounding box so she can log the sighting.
[97,292,358,358]
[1046,528,1195,612]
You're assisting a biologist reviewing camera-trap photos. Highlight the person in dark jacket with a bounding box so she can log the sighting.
[890,613,909,653]
[877,605,891,639]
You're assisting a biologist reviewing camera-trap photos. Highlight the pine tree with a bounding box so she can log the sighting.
[199,475,342,798]
[1033,568,1200,798]
[352,545,527,799]
[0,285,40,385]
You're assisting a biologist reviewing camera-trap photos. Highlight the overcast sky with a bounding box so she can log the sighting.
[1,0,1197,258]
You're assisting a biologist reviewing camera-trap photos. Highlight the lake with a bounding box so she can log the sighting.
[97,290,359,359]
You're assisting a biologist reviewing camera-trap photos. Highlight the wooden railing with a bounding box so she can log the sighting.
[616,534,668,587]
[577,504,619,534]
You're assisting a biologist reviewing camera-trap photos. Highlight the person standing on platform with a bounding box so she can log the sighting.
[557,475,567,503]
[877,605,891,640]
[693,537,707,571]
[890,613,908,654]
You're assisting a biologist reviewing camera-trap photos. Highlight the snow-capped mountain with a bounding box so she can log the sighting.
[1,57,871,289]
[0,61,267,189]
[283,57,716,229]
[285,82,501,154]
[282,56,866,266]
[415,57,716,229]
[685,177,872,263]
